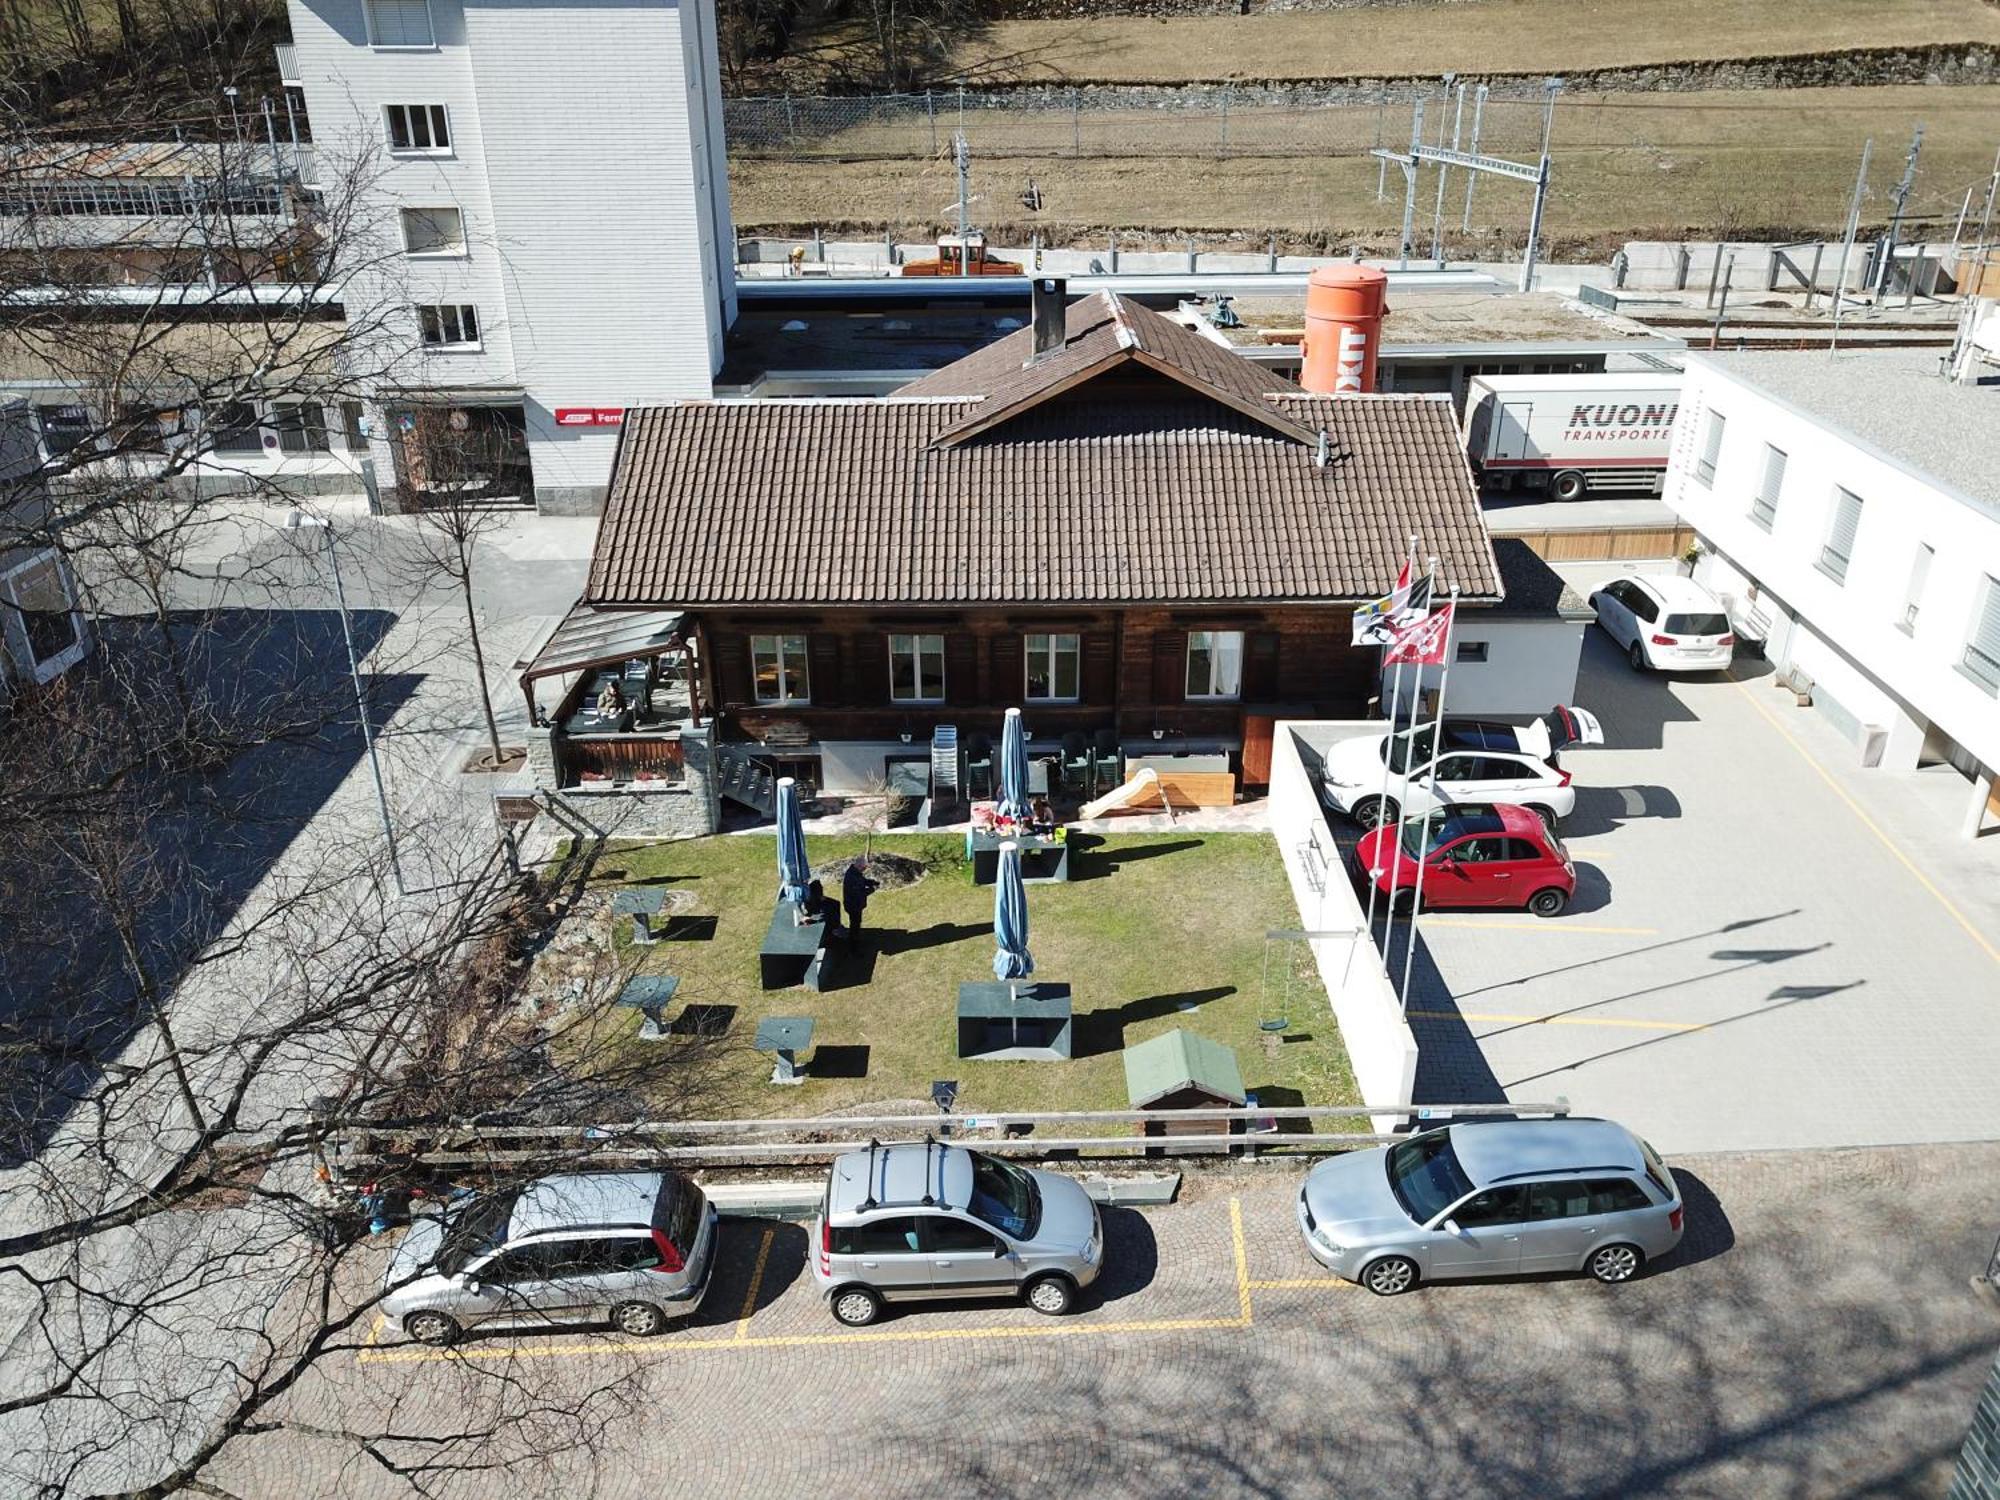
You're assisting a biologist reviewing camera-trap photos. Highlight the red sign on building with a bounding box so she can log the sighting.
[554,407,625,428]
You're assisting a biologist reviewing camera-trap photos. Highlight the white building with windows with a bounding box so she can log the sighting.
[283,0,736,514]
[1665,346,2000,837]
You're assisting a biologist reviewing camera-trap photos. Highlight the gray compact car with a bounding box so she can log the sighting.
[810,1140,1103,1326]
[1298,1117,1683,1295]
[382,1171,718,1345]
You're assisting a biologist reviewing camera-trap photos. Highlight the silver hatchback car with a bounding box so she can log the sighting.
[382,1171,718,1344]
[1298,1117,1682,1295]
[810,1140,1103,1326]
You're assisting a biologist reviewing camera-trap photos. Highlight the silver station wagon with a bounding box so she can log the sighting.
[382,1171,718,1345]
[1298,1117,1683,1295]
[811,1140,1103,1326]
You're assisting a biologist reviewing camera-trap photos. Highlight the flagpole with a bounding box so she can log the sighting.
[1379,551,1438,944]
[1398,583,1461,1012]
[1349,532,1420,983]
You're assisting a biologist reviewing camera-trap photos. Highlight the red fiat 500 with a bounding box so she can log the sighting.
[1352,803,1577,918]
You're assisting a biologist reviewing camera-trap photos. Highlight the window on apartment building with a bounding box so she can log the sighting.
[751,634,808,704]
[1819,487,1863,583]
[1185,630,1244,701]
[33,404,94,457]
[1694,409,1726,487]
[384,104,450,154]
[888,633,946,703]
[415,303,480,348]
[1751,443,1785,529]
[365,0,435,48]
[400,206,465,257]
[2,554,81,668]
[1455,640,1490,664]
[207,402,265,455]
[1965,576,2000,695]
[271,402,330,454]
[1024,633,1080,701]
[1900,544,1933,633]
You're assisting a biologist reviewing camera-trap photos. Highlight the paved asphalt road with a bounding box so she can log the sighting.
[1383,627,2000,1154]
[224,1143,2000,1499]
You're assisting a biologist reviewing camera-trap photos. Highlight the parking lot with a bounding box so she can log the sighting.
[1387,627,2000,1154]
[237,1143,2000,1499]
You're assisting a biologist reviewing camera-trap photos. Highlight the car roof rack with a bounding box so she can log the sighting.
[856,1135,945,1213]
[1487,1163,1634,1184]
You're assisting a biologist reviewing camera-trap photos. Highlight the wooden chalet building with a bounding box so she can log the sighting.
[558,286,1502,809]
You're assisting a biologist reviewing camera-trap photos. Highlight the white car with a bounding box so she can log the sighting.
[1316,707,1603,830]
[1589,574,1736,673]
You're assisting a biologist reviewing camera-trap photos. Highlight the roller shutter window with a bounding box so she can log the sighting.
[1819,488,1862,583]
[1965,575,2000,693]
[366,0,434,47]
[1751,444,1785,529]
[1695,408,1725,487]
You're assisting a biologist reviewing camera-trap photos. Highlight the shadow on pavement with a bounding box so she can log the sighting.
[0,608,411,1166]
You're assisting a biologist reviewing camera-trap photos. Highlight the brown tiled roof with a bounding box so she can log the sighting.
[902,291,1315,446]
[587,295,1500,609]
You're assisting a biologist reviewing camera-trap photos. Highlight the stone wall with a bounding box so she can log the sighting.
[1953,1347,2000,1500]
[527,720,722,840]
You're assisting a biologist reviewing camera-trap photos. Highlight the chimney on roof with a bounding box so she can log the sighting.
[1030,277,1067,363]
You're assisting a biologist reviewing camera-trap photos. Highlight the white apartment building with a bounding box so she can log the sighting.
[283,0,736,514]
[1664,346,2000,837]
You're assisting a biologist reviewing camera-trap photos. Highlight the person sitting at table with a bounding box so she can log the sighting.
[595,678,626,720]
[1030,796,1057,836]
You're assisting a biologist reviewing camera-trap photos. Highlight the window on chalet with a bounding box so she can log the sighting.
[751,634,809,704]
[888,633,945,703]
[1185,630,1243,701]
[1024,633,1079,701]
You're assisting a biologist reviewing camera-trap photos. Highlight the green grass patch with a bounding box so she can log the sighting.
[587,830,1355,1121]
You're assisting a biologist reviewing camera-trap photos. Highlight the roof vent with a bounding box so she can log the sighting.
[1315,428,1330,467]
[1030,277,1067,364]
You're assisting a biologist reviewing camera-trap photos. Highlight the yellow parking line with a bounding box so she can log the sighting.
[1409,1008,1706,1033]
[1246,1277,1352,1291]
[1730,670,2000,968]
[734,1226,775,1342]
[359,1200,1255,1367]
[1230,1197,1253,1324]
[1407,917,1659,936]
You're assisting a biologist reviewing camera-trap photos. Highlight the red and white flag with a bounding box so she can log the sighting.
[1383,602,1454,665]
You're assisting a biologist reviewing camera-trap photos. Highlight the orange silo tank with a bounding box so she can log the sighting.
[1299,264,1389,394]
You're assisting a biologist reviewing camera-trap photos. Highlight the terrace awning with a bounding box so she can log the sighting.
[519,599,687,690]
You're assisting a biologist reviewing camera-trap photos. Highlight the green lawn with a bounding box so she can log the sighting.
[587,831,1355,1121]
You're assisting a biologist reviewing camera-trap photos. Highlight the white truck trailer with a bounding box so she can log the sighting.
[1461,372,1682,501]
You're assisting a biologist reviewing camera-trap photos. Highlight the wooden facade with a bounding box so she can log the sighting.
[693,604,1375,748]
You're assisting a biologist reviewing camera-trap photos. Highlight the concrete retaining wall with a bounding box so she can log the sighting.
[1270,719,1418,1130]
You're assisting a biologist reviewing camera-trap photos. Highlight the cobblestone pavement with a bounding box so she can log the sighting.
[221,1143,2000,1499]
[1387,629,2000,1154]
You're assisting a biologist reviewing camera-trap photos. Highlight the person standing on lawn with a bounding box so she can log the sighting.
[842,858,880,936]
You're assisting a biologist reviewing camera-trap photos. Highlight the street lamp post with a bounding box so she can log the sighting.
[289,511,406,896]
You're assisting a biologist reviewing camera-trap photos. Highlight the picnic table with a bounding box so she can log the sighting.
[956,981,1073,1061]
[611,887,669,945]
[760,898,835,991]
[755,1015,816,1084]
[965,829,1069,886]
[615,975,681,1041]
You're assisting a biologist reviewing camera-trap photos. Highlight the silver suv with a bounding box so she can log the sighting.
[382,1171,718,1345]
[1298,1117,1682,1295]
[810,1141,1103,1326]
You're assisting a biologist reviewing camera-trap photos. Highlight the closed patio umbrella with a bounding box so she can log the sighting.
[775,776,810,907]
[993,839,1035,986]
[997,705,1030,821]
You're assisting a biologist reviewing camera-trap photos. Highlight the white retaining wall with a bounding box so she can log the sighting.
[1269,720,1418,1132]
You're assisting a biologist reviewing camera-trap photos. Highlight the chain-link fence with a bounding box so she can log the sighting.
[725,83,1557,164]
[724,81,1991,254]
